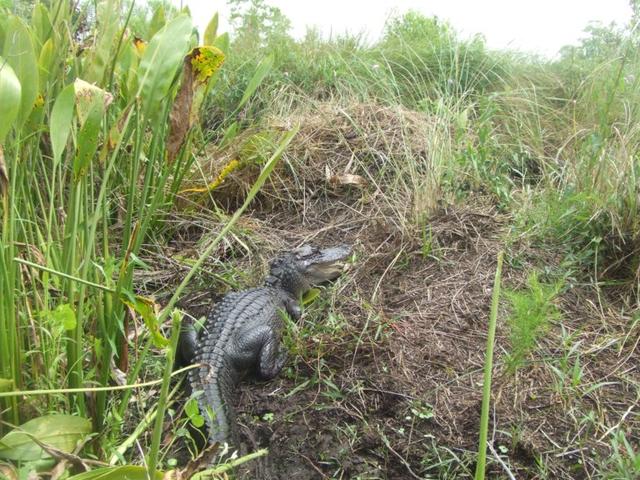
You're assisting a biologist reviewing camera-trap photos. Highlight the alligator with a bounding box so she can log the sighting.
[181,244,351,447]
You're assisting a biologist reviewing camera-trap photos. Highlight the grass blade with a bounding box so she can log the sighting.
[474,251,503,480]
[237,53,273,110]
[136,14,193,122]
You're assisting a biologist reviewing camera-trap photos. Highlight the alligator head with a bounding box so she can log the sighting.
[265,244,352,297]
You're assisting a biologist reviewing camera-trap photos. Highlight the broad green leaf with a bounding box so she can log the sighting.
[190,414,205,428]
[2,16,38,129]
[119,292,168,348]
[0,58,21,143]
[67,466,164,480]
[25,92,45,133]
[0,378,13,392]
[31,3,53,48]
[0,19,5,49]
[73,79,112,179]
[148,5,166,38]
[74,79,112,127]
[238,54,273,110]
[38,38,55,89]
[184,397,199,417]
[212,32,230,56]
[185,398,204,427]
[50,303,76,331]
[0,415,91,461]
[204,12,218,45]
[83,0,121,85]
[74,95,102,180]
[117,41,138,102]
[137,15,192,122]
[50,83,75,166]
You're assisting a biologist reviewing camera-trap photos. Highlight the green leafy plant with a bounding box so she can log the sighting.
[505,271,563,372]
[0,1,295,476]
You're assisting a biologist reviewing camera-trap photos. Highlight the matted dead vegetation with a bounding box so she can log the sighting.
[179,100,450,224]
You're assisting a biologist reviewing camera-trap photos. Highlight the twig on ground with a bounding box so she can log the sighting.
[487,442,517,480]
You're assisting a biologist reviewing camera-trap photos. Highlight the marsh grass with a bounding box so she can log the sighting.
[0,1,296,476]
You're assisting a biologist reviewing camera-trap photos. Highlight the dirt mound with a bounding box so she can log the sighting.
[181,101,445,219]
[226,205,506,479]
[186,201,636,480]
[159,101,638,479]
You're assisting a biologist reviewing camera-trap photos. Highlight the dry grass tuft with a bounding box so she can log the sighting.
[181,100,453,233]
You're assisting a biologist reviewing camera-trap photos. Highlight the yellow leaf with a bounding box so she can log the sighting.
[190,46,225,84]
[73,78,113,127]
[166,46,225,162]
[133,36,147,56]
[120,293,168,348]
[179,159,240,195]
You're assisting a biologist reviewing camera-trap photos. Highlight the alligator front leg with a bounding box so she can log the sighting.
[233,325,287,380]
[258,330,287,380]
[176,322,198,367]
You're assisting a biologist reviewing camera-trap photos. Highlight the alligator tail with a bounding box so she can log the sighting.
[190,357,239,445]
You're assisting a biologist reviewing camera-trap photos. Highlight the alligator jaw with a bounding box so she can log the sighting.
[296,244,352,283]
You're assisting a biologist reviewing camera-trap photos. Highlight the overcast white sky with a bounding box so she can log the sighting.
[176,0,633,57]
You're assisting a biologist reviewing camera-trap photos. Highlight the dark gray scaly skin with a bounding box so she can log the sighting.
[186,245,351,446]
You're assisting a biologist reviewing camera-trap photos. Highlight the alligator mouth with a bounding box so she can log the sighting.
[300,245,352,282]
[306,261,347,281]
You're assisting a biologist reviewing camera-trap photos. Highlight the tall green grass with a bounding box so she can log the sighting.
[0,1,293,474]
[0,0,197,427]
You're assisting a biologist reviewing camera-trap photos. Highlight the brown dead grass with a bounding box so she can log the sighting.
[226,202,638,479]
[179,101,447,225]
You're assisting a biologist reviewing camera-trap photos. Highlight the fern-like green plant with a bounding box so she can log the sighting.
[505,271,563,372]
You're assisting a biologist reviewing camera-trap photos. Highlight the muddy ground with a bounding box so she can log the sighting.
[152,200,638,480]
